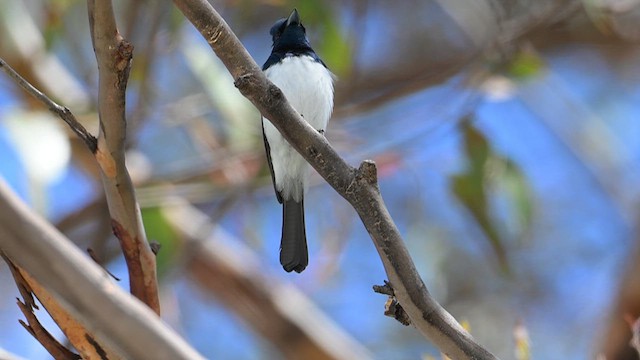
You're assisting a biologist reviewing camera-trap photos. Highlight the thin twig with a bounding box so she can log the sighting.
[1,254,81,360]
[87,248,121,281]
[373,281,411,326]
[0,58,97,152]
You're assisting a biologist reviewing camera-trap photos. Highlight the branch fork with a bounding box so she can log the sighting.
[374,280,411,326]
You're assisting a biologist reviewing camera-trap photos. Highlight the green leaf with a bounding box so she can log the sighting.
[507,49,544,80]
[502,159,534,241]
[451,120,509,272]
[286,0,352,76]
[318,20,352,76]
[141,207,179,278]
[451,120,535,272]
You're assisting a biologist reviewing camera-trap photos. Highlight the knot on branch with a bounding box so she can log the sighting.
[60,108,97,153]
[111,219,126,243]
[267,83,285,103]
[306,145,326,168]
[150,241,162,255]
[356,160,378,185]
[115,38,134,72]
[85,334,108,359]
[233,73,255,93]
[373,280,411,326]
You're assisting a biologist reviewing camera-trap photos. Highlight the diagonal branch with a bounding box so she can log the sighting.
[2,254,81,360]
[0,178,204,360]
[12,257,123,359]
[0,58,97,152]
[172,1,497,359]
[86,0,160,314]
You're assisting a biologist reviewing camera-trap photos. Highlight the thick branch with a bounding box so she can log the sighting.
[0,178,204,360]
[172,1,497,359]
[87,0,160,314]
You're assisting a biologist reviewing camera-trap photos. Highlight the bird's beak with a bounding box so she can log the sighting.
[286,9,300,26]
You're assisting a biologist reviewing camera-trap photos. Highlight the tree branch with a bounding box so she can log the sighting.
[0,58,97,152]
[2,254,81,360]
[2,254,120,360]
[87,0,160,314]
[172,1,497,359]
[0,178,204,360]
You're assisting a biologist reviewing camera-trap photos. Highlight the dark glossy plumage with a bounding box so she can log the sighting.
[262,9,326,71]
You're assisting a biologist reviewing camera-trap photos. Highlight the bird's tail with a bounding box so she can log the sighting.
[280,198,308,273]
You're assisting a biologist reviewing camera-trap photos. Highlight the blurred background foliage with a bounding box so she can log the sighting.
[1,0,640,359]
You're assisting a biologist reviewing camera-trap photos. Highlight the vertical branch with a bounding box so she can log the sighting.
[87,0,160,314]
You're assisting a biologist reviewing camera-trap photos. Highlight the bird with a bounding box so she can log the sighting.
[261,9,334,273]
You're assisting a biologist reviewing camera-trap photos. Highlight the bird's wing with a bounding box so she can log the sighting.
[262,53,282,71]
[262,119,283,204]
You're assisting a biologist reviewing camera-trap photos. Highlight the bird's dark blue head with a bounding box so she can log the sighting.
[269,9,312,53]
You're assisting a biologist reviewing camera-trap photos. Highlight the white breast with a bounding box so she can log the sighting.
[262,55,334,201]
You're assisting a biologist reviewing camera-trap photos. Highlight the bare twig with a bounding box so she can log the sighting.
[0,178,204,360]
[373,281,411,326]
[87,248,121,281]
[172,1,497,359]
[334,0,583,118]
[11,257,123,360]
[0,58,97,152]
[1,254,81,360]
[87,0,160,314]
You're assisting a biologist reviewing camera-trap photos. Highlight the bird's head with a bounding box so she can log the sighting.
[269,9,311,52]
